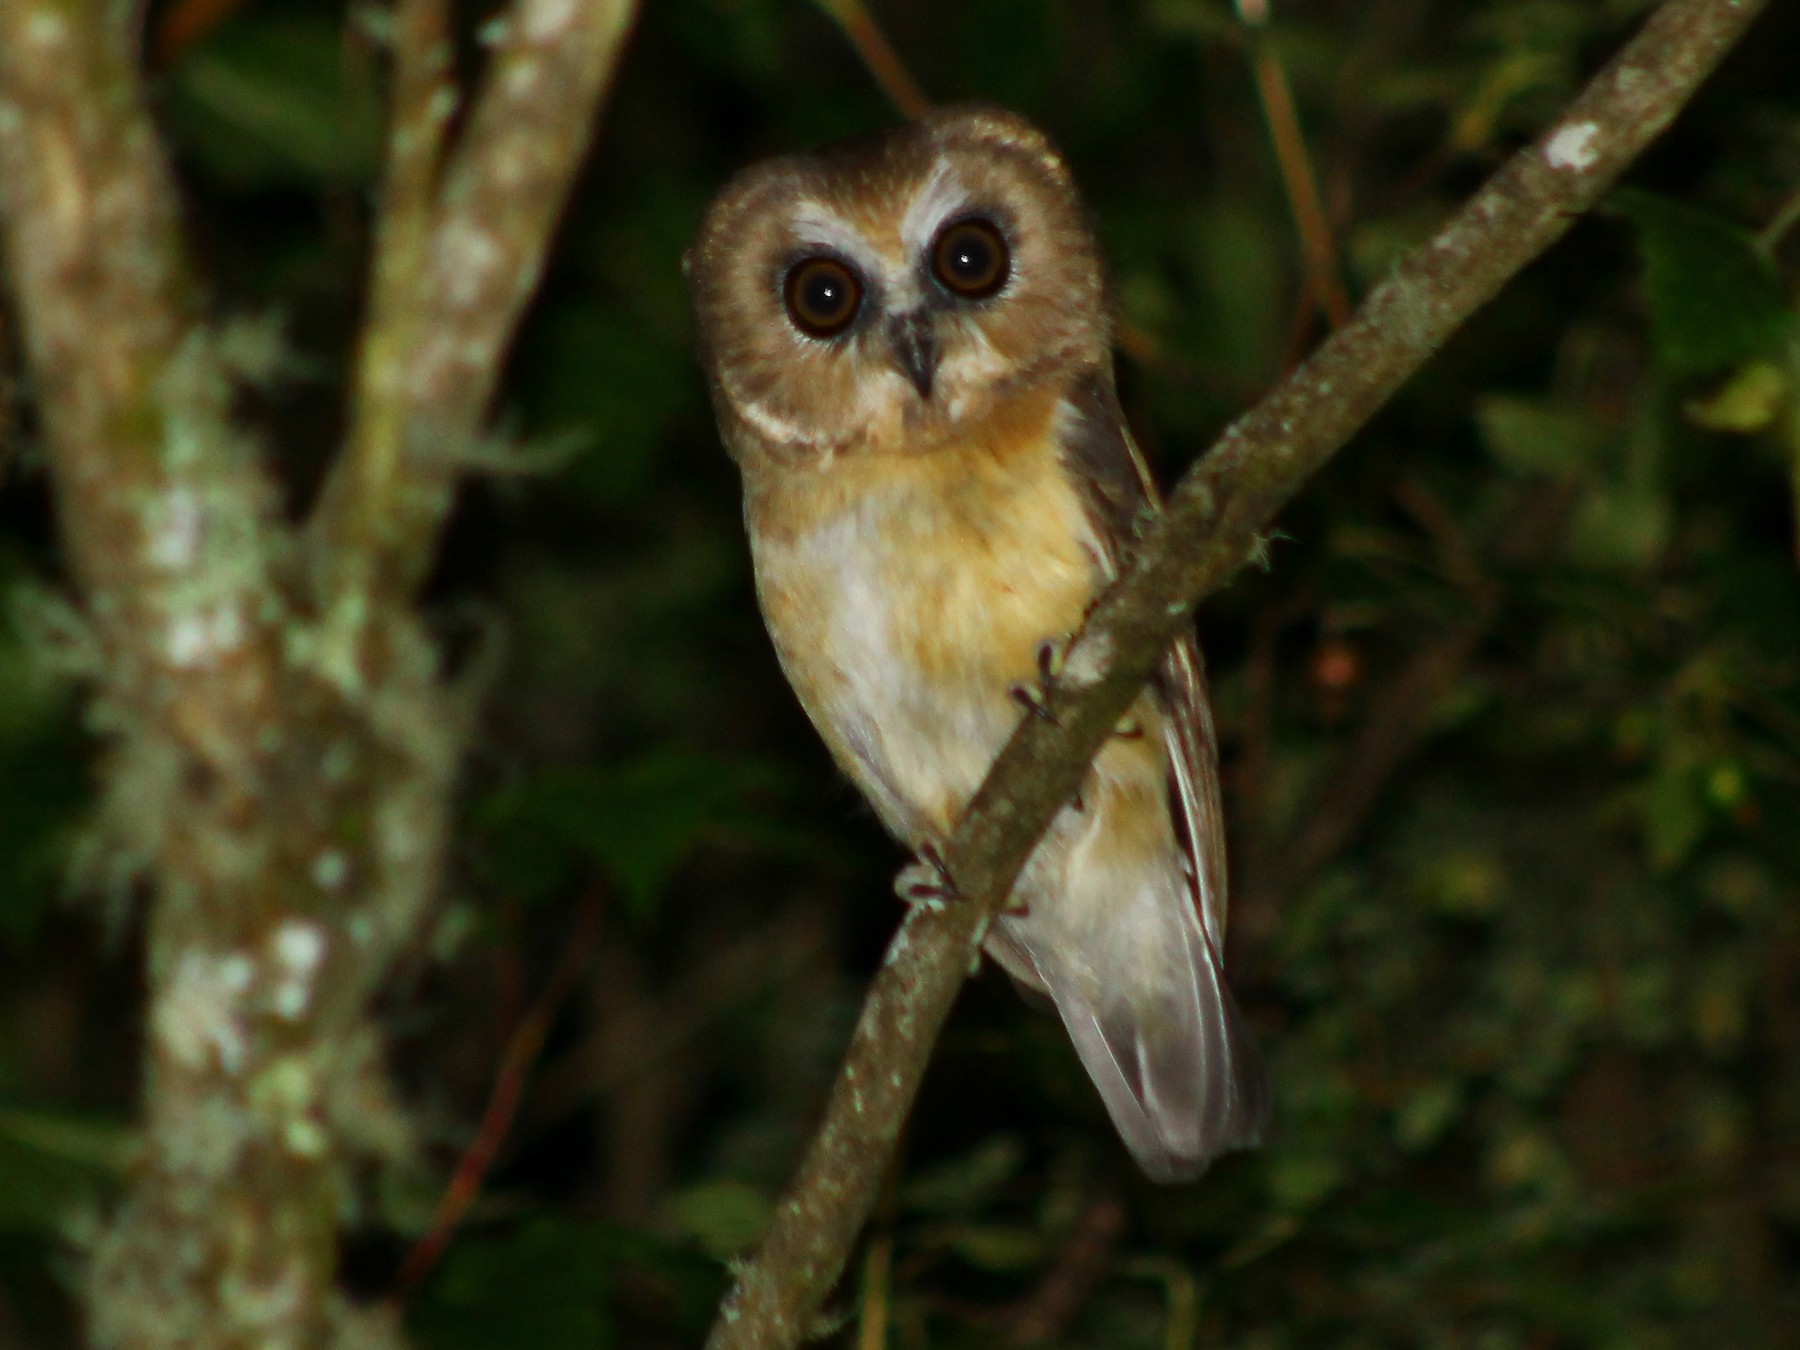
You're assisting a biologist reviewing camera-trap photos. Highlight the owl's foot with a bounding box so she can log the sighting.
[894,841,957,906]
[894,844,1032,918]
[1008,639,1066,722]
[1010,640,1143,743]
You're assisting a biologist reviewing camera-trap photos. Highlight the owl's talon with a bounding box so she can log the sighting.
[1009,680,1054,721]
[895,841,958,906]
[1010,638,1071,722]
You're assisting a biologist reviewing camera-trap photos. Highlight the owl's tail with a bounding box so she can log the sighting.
[996,868,1270,1183]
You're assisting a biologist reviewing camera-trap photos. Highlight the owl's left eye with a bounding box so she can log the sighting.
[931,217,1010,299]
[784,257,864,338]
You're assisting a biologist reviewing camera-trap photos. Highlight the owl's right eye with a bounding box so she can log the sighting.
[784,257,864,338]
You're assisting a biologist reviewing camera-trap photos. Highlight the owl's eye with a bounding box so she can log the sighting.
[784,257,864,338]
[931,217,1010,299]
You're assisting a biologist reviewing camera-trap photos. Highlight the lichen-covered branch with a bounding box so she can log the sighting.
[704,1,1773,1345]
[311,0,640,619]
[0,0,638,1345]
[0,1,452,1343]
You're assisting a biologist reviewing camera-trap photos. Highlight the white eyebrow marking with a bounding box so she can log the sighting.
[789,200,864,252]
[787,199,892,294]
[901,162,968,256]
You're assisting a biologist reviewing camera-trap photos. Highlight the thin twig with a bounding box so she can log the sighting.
[1245,620,1489,935]
[704,3,1772,1345]
[1237,2,1353,332]
[529,905,832,1116]
[393,892,603,1298]
[1116,1256,1201,1350]
[811,0,932,120]
[856,1232,895,1350]
[1755,177,1800,253]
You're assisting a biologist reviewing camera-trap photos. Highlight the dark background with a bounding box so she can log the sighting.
[2,0,1798,1345]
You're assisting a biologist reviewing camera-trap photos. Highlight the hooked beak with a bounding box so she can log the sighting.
[886,310,938,400]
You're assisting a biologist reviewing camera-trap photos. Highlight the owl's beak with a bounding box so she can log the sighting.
[886,310,938,400]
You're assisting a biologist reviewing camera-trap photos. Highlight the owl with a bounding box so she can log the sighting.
[687,104,1268,1181]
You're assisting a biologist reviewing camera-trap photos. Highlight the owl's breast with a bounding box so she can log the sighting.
[745,395,1107,841]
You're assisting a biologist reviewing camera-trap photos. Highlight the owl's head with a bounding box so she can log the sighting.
[687,104,1110,463]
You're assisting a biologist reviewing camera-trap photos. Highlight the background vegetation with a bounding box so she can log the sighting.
[1,0,1797,1345]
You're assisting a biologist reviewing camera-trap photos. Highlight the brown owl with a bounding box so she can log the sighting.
[687,104,1268,1181]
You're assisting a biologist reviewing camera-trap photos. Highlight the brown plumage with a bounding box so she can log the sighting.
[687,104,1268,1180]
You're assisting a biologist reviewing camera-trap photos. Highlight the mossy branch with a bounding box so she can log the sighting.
[311,0,640,620]
[704,1,1773,1345]
[0,0,639,1345]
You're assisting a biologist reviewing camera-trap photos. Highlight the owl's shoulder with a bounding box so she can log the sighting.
[1055,370,1158,557]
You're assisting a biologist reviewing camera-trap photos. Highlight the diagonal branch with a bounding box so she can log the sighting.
[704,0,1772,1345]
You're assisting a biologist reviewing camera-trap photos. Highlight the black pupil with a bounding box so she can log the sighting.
[945,231,994,284]
[803,269,850,319]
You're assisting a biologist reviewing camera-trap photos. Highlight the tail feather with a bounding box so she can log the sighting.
[995,875,1269,1183]
[1056,935,1268,1181]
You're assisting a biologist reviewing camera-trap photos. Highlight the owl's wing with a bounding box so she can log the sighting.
[1058,373,1228,948]
[1048,371,1269,1178]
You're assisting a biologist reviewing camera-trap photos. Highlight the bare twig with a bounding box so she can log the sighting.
[1237,1,1354,332]
[392,893,602,1298]
[530,905,832,1117]
[704,3,1771,1345]
[855,1230,895,1350]
[810,0,932,120]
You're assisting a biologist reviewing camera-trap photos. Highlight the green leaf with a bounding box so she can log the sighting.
[1641,762,1705,872]
[1565,477,1671,572]
[661,1179,771,1259]
[1609,188,1797,373]
[1394,1081,1464,1152]
[1476,395,1615,477]
[1684,360,1792,433]
[1267,1149,1345,1213]
[164,17,382,189]
[939,1223,1046,1274]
